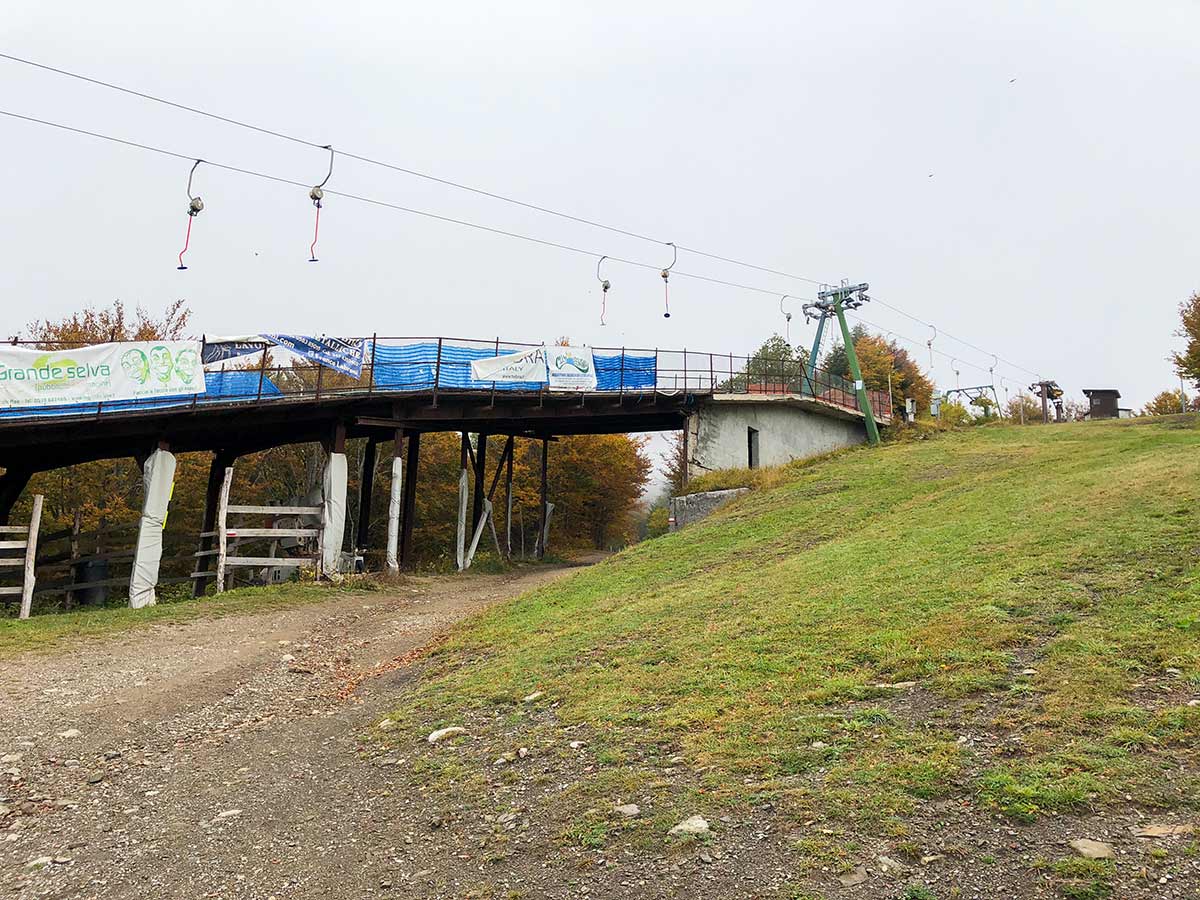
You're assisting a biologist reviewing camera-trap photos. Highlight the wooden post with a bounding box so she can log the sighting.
[504,435,514,559]
[17,494,43,620]
[431,338,443,408]
[456,433,469,571]
[399,431,420,571]
[472,433,488,532]
[255,347,268,402]
[356,437,378,561]
[67,508,82,610]
[367,332,378,393]
[385,429,403,573]
[194,450,234,597]
[214,467,233,594]
[537,437,548,559]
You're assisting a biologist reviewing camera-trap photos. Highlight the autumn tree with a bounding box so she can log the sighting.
[824,328,934,419]
[1172,292,1200,386]
[1003,393,1042,424]
[660,431,688,495]
[1142,390,1190,416]
[18,301,198,537]
[721,334,809,391]
[26,299,190,349]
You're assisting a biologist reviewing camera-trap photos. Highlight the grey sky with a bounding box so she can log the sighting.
[3,1,1197,411]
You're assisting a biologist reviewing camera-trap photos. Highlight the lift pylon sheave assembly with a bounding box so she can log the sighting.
[814,280,880,445]
[801,299,832,398]
[1029,379,1064,423]
[941,385,1001,417]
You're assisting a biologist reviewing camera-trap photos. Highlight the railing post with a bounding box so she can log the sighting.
[709,353,714,392]
[618,348,625,398]
[367,332,378,394]
[490,336,499,408]
[315,364,324,402]
[432,337,443,408]
[683,349,688,394]
[256,347,268,402]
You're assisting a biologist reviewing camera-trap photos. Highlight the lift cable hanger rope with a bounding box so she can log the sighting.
[0,50,1043,377]
[0,109,805,298]
[0,51,826,287]
[0,105,1031,381]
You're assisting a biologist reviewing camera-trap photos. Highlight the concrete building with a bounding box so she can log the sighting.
[685,394,870,480]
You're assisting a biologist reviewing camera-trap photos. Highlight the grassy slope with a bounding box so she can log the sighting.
[388,418,1200,836]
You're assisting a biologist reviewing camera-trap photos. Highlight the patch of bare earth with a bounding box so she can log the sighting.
[2,564,1198,899]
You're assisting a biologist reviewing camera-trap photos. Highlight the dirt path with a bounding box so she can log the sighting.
[0,564,583,900]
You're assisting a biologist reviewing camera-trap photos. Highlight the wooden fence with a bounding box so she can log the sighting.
[192,467,324,592]
[32,517,192,607]
[0,495,43,619]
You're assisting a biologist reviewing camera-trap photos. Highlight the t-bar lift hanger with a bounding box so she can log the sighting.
[597,256,611,326]
[176,159,204,270]
[660,242,676,318]
[308,145,334,262]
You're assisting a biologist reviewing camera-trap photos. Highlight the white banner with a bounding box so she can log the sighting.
[548,346,598,392]
[0,341,206,408]
[470,347,547,383]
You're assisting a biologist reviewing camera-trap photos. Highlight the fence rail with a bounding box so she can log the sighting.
[0,337,892,425]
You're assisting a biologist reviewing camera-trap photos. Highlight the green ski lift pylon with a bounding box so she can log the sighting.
[818,280,880,445]
[800,299,832,397]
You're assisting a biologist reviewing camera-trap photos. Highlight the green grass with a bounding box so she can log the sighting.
[387,418,1200,834]
[1036,856,1115,898]
[0,580,370,658]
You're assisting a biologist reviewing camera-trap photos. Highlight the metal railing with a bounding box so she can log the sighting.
[0,336,892,425]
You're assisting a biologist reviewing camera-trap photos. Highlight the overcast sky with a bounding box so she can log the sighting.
[3,1,1197,412]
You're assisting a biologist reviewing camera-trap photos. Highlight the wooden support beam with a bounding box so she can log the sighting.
[487,435,514,501]
[537,437,549,559]
[399,431,420,571]
[324,421,347,454]
[194,450,236,598]
[356,436,378,557]
[214,466,234,594]
[0,467,31,527]
[472,433,488,531]
[18,494,42,619]
[456,433,469,571]
[504,435,514,559]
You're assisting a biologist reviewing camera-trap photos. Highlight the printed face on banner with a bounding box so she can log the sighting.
[0,341,206,408]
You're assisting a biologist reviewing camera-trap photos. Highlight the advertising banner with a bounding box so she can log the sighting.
[470,347,547,383]
[201,335,270,365]
[0,341,205,408]
[547,346,598,392]
[262,334,364,378]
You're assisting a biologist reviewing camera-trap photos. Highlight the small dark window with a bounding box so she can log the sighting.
[747,427,760,469]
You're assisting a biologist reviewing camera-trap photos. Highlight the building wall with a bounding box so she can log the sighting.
[687,400,867,479]
[1086,392,1120,419]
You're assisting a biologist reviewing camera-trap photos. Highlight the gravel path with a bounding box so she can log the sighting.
[0,565,579,899]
